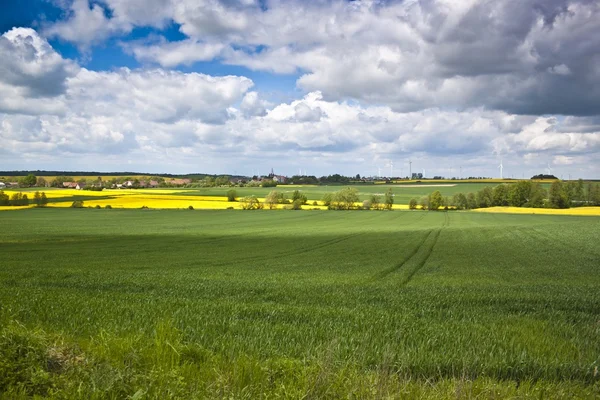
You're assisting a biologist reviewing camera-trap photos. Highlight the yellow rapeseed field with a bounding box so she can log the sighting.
[473,206,600,216]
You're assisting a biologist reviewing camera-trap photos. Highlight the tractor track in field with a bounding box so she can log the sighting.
[374,212,449,283]
[373,229,434,280]
[209,231,365,267]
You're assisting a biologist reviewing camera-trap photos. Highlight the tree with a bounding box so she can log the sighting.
[370,194,381,210]
[36,177,47,187]
[321,193,333,207]
[588,183,600,206]
[508,181,532,207]
[227,189,237,202]
[549,180,569,209]
[330,187,359,210]
[452,193,468,210]
[291,199,303,210]
[70,200,85,208]
[384,189,394,210]
[419,196,429,210]
[292,190,308,205]
[526,183,546,208]
[429,190,443,210]
[408,198,418,210]
[0,191,9,206]
[264,190,281,209]
[362,200,372,210]
[40,192,48,207]
[492,184,509,206]
[240,195,262,210]
[33,191,42,207]
[261,180,277,188]
[19,174,36,187]
[466,193,477,209]
[476,187,493,208]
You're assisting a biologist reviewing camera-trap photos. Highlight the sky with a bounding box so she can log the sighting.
[1,0,599,178]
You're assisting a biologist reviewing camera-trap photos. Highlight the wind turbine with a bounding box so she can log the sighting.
[390,161,393,178]
[409,160,412,179]
[546,162,553,176]
[498,159,504,179]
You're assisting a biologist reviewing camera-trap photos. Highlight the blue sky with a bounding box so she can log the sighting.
[0,0,599,177]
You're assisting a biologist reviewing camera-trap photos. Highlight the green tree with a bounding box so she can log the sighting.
[264,190,280,209]
[476,187,493,208]
[370,194,381,210]
[492,184,509,206]
[408,198,418,210]
[0,191,9,206]
[226,189,237,202]
[40,192,48,207]
[36,177,47,187]
[291,199,303,210]
[452,193,468,210]
[466,193,477,209]
[330,187,359,210]
[321,193,333,207]
[240,195,262,210]
[508,181,532,207]
[419,196,429,210]
[526,183,546,208]
[33,191,42,207]
[589,183,600,206]
[429,190,443,210]
[549,181,569,209]
[292,190,308,205]
[384,188,394,210]
[261,180,277,188]
[19,174,37,187]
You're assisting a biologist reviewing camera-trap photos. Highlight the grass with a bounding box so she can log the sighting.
[0,209,599,398]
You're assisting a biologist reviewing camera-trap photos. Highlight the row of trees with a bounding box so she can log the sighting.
[322,188,394,210]
[0,191,48,207]
[409,180,600,210]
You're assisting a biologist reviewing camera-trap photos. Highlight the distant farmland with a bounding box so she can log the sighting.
[1,209,599,398]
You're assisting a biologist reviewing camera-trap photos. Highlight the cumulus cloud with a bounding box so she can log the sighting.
[46,0,600,116]
[0,27,78,115]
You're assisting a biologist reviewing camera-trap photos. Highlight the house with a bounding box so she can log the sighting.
[76,183,86,190]
[169,178,191,186]
[124,180,134,187]
[63,182,78,188]
[0,182,5,189]
[149,180,159,188]
[272,175,287,184]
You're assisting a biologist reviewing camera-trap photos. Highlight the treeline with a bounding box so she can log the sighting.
[409,180,600,210]
[0,191,48,207]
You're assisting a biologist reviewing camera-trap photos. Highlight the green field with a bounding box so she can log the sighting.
[170,182,533,203]
[1,209,599,398]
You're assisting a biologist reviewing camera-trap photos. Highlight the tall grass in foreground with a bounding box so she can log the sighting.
[0,209,599,398]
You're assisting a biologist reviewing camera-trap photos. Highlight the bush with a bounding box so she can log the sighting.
[70,200,84,208]
[227,189,237,202]
[240,196,263,210]
[312,201,318,206]
[291,199,303,210]
[104,205,112,209]
[188,205,194,210]
[362,200,372,210]
[95,205,101,209]
[261,180,277,188]
[409,198,418,210]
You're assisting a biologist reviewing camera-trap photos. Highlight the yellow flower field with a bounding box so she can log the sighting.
[472,206,600,216]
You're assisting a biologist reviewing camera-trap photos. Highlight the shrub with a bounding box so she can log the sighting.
[291,199,303,210]
[240,196,262,210]
[261,180,277,188]
[104,205,112,209]
[409,198,418,210]
[312,201,318,206]
[362,200,372,210]
[95,205,101,209]
[70,200,84,208]
[188,205,194,210]
[226,189,237,202]
[141,205,149,209]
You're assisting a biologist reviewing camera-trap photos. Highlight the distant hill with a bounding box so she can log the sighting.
[0,170,247,179]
